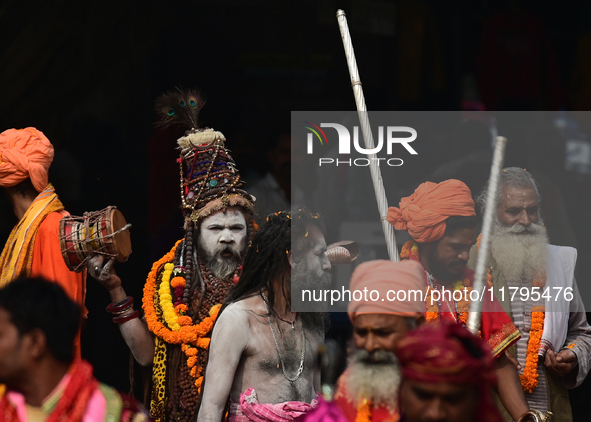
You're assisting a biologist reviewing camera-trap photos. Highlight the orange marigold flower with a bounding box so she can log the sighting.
[177,316,192,326]
[426,312,439,322]
[400,241,412,260]
[195,377,203,389]
[184,346,198,357]
[175,304,189,314]
[171,276,186,289]
[355,398,372,422]
[197,338,211,349]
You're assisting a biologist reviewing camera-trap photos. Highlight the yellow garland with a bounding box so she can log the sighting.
[160,263,181,331]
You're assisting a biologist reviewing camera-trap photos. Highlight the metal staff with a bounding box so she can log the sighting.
[336,9,399,262]
[467,136,508,334]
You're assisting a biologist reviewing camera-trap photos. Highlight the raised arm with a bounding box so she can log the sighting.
[198,304,250,422]
[88,255,155,366]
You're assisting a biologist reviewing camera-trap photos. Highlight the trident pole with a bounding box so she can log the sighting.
[467,136,508,334]
[336,9,399,262]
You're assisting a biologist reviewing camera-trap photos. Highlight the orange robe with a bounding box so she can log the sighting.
[29,211,87,357]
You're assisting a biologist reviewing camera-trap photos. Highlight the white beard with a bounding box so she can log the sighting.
[491,220,548,283]
[346,349,401,409]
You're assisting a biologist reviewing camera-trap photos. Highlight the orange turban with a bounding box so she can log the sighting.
[387,179,475,243]
[348,260,426,321]
[0,128,54,193]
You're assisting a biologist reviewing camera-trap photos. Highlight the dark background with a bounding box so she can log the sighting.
[2,0,591,418]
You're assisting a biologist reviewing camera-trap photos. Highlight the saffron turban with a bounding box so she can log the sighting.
[387,179,475,243]
[347,259,426,321]
[0,128,54,192]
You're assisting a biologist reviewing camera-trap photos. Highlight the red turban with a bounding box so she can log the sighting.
[348,260,426,321]
[397,320,502,422]
[397,320,496,385]
[387,179,475,243]
[0,128,54,192]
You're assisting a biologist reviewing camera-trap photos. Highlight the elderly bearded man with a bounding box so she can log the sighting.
[387,179,536,422]
[333,259,426,422]
[470,167,591,422]
[90,91,256,422]
[197,210,332,422]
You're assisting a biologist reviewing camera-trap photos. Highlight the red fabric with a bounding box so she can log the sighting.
[386,180,475,243]
[403,253,519,358]
[0,128,54,192]
[30,211,87,358]
[348,260,426,321]
[397,321,496,385]
[430,266,519,359]
[396,321,503,422]
[333,371,399,422]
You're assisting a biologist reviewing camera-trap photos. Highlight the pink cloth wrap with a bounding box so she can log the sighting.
[229,388,318,422]
[295,397,348,422]
[386,179,475,243]
[0,127,54,192]
[347,260,426,322]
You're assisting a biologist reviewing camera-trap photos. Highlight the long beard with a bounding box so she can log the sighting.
[346,349,401,408]
[290,264,332,314]
[491,220,548,283]
[207,254,239,280]
[198,243,243,280]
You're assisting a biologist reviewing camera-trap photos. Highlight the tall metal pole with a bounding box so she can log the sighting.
[467,136,508,334]
[336,9,399,262]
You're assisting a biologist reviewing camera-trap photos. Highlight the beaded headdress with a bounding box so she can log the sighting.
[155,89,255,224]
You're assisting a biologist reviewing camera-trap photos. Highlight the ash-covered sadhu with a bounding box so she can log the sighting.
[145,90,256,421]
[90,89,256,422]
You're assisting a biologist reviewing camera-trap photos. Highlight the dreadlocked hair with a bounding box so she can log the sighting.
[224,209,320,315]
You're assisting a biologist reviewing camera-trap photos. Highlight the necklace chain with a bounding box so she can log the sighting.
[261,291,305,382]
[425,270,459,323]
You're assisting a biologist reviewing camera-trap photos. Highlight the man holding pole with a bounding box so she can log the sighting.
[387,178,536,421]
[470,167,591,422]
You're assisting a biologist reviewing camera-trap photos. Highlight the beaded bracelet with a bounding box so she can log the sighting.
[106,296,134,314]
[112,310,140,324]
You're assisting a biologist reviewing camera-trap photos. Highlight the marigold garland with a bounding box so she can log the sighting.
[519,306,545,393]
[355,399,372,422]
[143,240,223,389]
[402,240,477,332]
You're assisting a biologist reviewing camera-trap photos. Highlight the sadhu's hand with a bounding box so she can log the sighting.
[88,255,121,292]
[544,349,577,377]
